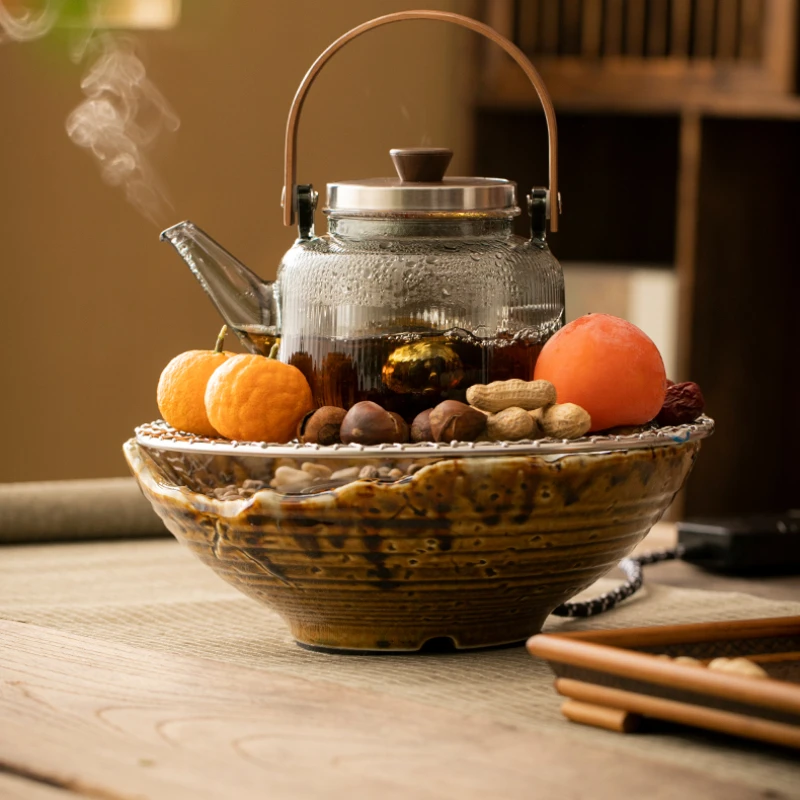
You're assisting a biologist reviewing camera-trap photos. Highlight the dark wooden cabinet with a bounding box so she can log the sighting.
[473,0,800,515]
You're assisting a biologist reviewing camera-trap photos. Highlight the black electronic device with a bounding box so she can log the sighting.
[677,512,800,574]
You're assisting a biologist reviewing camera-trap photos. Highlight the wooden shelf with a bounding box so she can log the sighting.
[478,0,800,118]
[477,59,800,120]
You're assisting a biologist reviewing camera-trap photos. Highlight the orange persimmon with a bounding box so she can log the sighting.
[534,314,667,432]
[157,326,234,437]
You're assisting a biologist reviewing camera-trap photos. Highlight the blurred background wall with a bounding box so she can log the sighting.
[0,0,473,482]
[1,0,798,515]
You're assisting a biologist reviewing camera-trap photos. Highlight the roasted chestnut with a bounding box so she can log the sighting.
[429,400,486,442]
[298,406,348,445]
[410,408,434,443]
[340,401,409,445]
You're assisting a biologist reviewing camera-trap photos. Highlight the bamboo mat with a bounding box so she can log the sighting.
[2,538,799,795]
[0,478,166,543]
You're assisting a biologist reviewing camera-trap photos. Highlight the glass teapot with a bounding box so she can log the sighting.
[161,10,564,420]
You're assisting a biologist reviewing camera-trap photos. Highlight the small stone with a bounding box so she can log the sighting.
[242,479,268,490]
[377,466,392,477]
[388,468,404,480]
[331,466,360,481]
[270,466,314,493]
[301,462,332,479]
[359,465,380,479]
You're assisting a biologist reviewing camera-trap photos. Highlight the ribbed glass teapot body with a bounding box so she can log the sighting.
[270,216,565,417]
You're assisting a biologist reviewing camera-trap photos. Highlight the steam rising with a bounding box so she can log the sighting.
[66,35,179,224]
[0,0,59,41]
[1,2,179,225]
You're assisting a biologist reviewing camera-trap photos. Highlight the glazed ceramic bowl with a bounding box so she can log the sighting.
[125,418,713,652]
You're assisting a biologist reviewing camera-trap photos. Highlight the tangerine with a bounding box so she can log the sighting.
[533,314,667,432]
[157,326,234,437]
[205,353,313,443]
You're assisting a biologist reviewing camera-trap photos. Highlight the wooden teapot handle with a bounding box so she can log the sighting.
[282,10,559,232]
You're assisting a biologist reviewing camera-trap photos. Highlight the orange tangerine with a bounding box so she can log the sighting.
[157,326,234,437]
[205,353,313,443]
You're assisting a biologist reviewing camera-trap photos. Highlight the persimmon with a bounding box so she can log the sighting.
[205,353,313,443]
[157,326,234,437]
[534,314,667,432]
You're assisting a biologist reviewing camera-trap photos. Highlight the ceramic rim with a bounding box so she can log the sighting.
[134,416,714,460]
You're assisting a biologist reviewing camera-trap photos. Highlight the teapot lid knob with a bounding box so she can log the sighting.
[390,147,453,183]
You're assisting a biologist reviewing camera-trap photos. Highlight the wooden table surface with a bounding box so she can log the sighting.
[2,524,799,800]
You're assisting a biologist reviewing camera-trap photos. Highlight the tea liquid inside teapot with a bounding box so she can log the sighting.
[235,324,549,420]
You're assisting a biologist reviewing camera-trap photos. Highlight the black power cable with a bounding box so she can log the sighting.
[550,546,684,618]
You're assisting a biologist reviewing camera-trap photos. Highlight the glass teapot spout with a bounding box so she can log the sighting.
[160,221,279,354]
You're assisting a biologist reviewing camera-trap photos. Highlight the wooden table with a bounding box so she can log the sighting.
[2,524,799,800]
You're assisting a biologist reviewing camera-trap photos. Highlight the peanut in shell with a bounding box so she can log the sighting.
[531,403,592,440]
[466,379,556,413]
[485,407,537,441]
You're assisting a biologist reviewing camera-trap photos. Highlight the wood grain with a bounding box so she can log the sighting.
[0,773,86,799]
[674,112,702,387]
[0,620,765,800]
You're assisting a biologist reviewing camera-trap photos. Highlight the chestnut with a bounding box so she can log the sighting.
[340,401,409,445]
[410,408,434,443]
[297,406,347,445]
[429,400,486,442]
[388,411,410,444]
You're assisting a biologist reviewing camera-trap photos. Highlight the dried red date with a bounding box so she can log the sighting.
[657,381,705,426]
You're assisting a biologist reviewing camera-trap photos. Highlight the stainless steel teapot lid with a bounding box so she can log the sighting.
[325,148,520,218]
